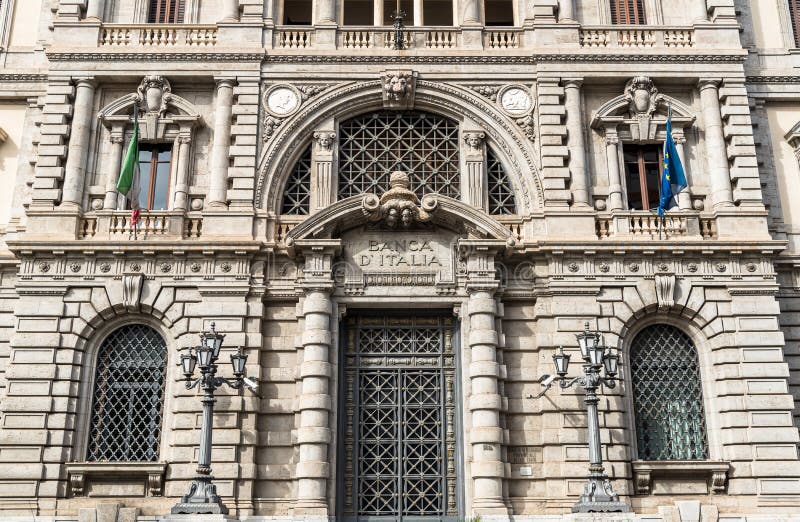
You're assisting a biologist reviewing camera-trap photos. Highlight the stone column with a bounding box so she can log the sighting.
[413,0,423,25]
[462,131,488,211]
[374,0,383,25]
[559,0,575,22]
[207,78,236,209]
[691,0,708,22]
[102,126,124,210]
[86,0,105,20]
[293,240,340,515]
[220,0,240,21]
[311,131,336,213]
[462,0,480,24]
[464,241,508,515]
[672,130,692,210]
[173,134,192,211]
[698,79,733,209]
[315,0,336,24]
[61,78,96,209]
[564,80,590,207]
[604,129,624,211]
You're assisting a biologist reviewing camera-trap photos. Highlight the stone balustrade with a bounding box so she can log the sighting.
[595,212,716,240]
[99,24,218,46]
[78,211,202,240]
[580,26,695,49]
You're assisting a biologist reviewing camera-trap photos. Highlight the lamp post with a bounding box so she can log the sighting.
[392,0,406,50]
[536,322,630,513]
[171,323,253,515]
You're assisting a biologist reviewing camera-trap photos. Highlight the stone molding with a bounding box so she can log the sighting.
[65,462,167,497]
[262,53,746,64]
[631,460,730,495]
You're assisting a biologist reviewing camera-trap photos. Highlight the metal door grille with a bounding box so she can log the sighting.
[338,111,460,200]
[630,324,708,460]
[487,147,516,215]
[88,324,167,462]
[281,144,312,215]
[341,315,459,521]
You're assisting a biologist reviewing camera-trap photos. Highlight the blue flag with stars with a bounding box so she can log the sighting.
[658,108,687,217]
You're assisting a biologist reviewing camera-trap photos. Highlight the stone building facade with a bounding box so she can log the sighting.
[0,0,799,520]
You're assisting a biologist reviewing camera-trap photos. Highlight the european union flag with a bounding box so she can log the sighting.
[658,108,687,217]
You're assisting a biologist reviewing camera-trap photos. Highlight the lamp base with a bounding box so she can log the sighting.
[571,475,631,513]
[171,476,229,515]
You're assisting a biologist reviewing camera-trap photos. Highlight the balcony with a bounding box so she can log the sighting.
[273,26,523,50]
[579,26,695,49]
[99,24,218,47]
[79,211,203,241]
[595,211,717,240]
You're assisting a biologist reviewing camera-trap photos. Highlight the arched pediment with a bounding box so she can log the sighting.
[285,188,516,247]
[257,79,542,215]
[98,76,201,140]
[590,76,695,141]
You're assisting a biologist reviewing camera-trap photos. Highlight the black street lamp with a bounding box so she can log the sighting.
[171,323,256,515]
[534,322,630,513]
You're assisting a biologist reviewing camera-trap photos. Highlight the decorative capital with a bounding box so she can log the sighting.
[362,171,437,228]
[313,131,336,153]
[463,131,485,156]
[381,70,417,109]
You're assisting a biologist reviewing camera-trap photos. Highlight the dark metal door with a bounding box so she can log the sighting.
[340,315,460,522]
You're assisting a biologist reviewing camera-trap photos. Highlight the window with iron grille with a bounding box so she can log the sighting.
[790,0,800,47]
[88,325,167,462]
[610,0,646,24]
[630,324,708,461]
[148,0,185,23]
[281,144,312,214]
[487,147,516,215]
[338,111,460,200]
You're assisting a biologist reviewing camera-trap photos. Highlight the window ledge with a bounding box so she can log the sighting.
[631,460,730,495]
[65,462,167,497]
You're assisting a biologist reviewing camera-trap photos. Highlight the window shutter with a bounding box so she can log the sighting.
[610,0,646,25]
[148,0,185,23]
[790,0,800,47]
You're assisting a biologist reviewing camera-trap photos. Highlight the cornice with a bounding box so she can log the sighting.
[263,53,746,64]
[745,75,800,83]
[0,74,48,82]
[46,51,265,62]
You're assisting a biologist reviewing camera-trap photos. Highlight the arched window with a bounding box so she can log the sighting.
[338,111,460,200]
[88,325,167,462]
[281,144,312,214]
[487,147,516,215]
[630,324,708,460]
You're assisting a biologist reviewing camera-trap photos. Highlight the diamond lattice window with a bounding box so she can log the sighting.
[338,111,460,200]
[487,147,516,215]
[281,144,312,215]
[88,324,167,462]
[630,324,708,461]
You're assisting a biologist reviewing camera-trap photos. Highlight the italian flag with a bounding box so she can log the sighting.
[115,117,141,227]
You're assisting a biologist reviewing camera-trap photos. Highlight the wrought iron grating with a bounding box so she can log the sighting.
[281,144,312,215]
[487,147,516,215]
[88,324,167,462]
[338,111,460,200]
[630,324,708,460]
[342,315,458,520]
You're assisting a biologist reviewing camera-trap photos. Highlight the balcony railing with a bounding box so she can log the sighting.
[595,211,716,240]
[99,24,218,47]
[79,211,203,240]
[276,26,522,50]
[579,26,694,49]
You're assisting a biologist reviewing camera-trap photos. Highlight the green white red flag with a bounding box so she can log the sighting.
[116,108,141,227]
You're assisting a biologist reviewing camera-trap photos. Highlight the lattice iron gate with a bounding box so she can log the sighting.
[340,315,460,522]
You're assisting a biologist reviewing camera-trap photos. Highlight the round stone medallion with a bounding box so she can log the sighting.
[265,85,301,117]
[498,84,533,116]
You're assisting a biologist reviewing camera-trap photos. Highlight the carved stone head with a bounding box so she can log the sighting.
[381,70,417,109]
[314,131,336,153]
[463,132,485,154]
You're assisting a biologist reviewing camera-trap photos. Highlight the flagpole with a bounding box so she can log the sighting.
[133,103,138,241]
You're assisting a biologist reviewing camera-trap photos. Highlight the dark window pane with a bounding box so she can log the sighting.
[424,0,453,25]
[344,0,374,25]
[623,144,661,210]
[485,0,514,25]
[137,149,153,210]
[152,161,171,210]
[284,0,312,24]
[383,0,413,24]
